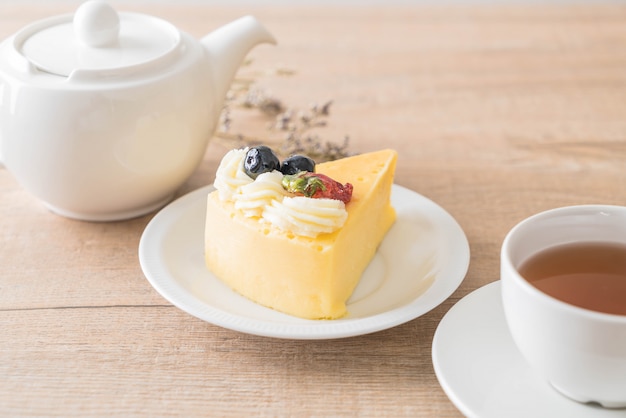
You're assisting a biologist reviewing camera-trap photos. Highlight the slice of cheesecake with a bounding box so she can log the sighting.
[204,149,397,319]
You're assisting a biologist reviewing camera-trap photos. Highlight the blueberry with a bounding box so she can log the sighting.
[280,155,316,175]
[243,146,280,179]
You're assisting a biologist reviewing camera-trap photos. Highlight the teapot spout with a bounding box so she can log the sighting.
[201,16,276,111]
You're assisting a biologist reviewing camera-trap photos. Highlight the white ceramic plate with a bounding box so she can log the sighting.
[432,281,625,417]
[139,184,470,339]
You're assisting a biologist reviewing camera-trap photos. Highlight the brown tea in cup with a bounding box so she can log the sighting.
[518,241,626,316]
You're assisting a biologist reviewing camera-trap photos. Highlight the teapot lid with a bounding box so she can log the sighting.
[17,1,180,77]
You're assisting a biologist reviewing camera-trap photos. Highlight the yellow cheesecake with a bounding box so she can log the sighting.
[204,149,397,319]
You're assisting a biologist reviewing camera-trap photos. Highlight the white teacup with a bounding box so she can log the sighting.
[501,205,626,408]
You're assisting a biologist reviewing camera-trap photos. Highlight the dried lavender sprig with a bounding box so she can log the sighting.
[215,63,352,161]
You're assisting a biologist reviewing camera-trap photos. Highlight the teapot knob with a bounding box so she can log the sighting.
[74,1,120,47]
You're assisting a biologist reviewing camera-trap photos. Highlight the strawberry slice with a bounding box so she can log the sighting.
[281,172,353,203]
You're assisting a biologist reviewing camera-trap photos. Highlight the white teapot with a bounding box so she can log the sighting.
[0,1,275,220]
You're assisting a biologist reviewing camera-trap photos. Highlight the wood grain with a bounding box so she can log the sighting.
[1,2,626,416]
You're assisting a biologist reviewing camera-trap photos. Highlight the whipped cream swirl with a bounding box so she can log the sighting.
[263,197,348,238]
[233,171,289,217]
[213,148,253,201]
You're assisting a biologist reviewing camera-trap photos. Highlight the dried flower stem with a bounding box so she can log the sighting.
[214,62,351,162]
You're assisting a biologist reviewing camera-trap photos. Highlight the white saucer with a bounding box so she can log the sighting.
[432,281,626,418]
[139,184,470,339]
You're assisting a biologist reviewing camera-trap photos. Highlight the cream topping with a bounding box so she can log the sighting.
[233,171,289,217]
[262,197,348,238]
[213,148,348,238]
[213,148,253,201]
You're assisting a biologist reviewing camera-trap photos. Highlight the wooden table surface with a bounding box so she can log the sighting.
[2,2,626,416]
